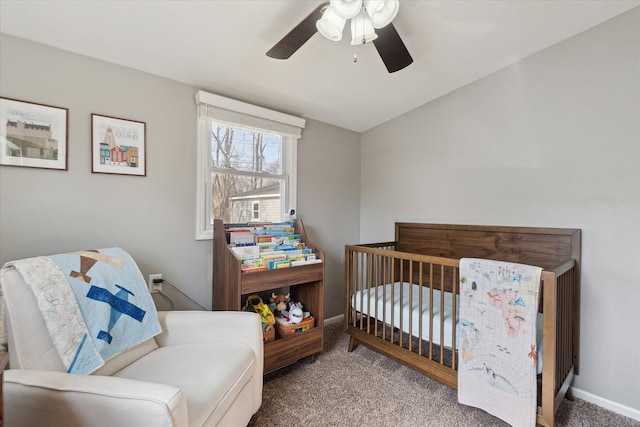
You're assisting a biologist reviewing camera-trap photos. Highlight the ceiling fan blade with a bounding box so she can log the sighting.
[266,2,329,60]
[372,23,413,73]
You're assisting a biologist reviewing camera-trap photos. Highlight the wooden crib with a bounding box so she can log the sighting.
[344,223,581,427]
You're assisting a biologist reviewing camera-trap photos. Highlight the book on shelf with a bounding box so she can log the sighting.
[260,252,287,262]
[225,222,322,273]
[291,258,322,267]
[268,259,291,269]
[231,245,260,259]
[240,258,267,272]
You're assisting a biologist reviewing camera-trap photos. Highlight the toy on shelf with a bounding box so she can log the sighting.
[287,301,305,324]
[270,292,290,316]
[276,299,311,325]
[274,299,315,338]
[242,294,275,332]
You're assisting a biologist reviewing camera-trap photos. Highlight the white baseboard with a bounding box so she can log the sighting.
[572,387,640,422]
[324,314,344,326]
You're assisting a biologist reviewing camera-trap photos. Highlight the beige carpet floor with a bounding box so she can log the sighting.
[248,322,639,427]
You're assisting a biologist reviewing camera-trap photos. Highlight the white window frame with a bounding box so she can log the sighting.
[195,91,305,240]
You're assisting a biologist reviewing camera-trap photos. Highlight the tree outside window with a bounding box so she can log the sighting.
[210,122,285,224]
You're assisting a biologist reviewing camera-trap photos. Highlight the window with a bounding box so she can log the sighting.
[211,124,284,224]
[195,91,305,239]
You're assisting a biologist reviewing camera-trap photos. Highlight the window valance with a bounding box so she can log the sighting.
[195,91,305,138]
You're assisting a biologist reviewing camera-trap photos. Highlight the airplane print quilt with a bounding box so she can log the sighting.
[6,247,161,374]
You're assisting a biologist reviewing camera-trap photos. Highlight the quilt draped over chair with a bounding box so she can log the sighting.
[0,247,263,427]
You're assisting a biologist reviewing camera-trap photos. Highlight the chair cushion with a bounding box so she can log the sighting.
[93,338,159,376]
[112,342,255,426]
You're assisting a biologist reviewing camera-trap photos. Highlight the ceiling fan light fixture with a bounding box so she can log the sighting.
[366,0,399,29]
[316,7,346,41]
[267,1,412,73]
[330,0,363,20]
[350,9,378,45]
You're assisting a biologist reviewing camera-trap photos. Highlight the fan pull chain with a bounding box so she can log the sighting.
[353,44,358,63]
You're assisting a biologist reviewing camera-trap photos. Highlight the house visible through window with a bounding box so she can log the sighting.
[210,123,282,223]
[195,91,305,239]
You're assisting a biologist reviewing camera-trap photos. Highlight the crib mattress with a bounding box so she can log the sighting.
[353,282,543,373]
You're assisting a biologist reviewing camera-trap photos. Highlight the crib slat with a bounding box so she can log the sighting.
[390,256,396,344]
[373,254,379,338]
[358,252,364,329]
[429,263,433,360]
[382,254,387,340]
[418,262,424,357]
[366,252,373,335]
[439,264,445,364]
[408,260,413,351]
[451,266,457,370]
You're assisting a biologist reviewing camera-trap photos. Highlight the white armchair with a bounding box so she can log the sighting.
[1,259,263,427]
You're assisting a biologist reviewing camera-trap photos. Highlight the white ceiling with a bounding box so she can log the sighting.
[1,1,638,132]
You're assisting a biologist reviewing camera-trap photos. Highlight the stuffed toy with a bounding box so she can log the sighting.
[270,292,290,315]
[288,301,304,324]
[243,294,275,331]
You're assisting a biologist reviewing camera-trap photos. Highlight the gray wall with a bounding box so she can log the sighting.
[360,8,639,415]
[0,34,360,318]
[297,120,361,317]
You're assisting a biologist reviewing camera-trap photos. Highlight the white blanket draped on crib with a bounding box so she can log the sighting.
[457,258,542,427]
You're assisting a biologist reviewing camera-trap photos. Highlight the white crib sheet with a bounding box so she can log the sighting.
[353,282,543,373]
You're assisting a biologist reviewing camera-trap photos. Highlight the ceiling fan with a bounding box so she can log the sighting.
[266,0,413,73]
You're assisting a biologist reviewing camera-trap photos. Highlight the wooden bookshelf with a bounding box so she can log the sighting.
[212,218,324,373]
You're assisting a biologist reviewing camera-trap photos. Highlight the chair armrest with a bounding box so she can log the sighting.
[155,310,264,410]
[5,369,188,427]
[156,311,263,358]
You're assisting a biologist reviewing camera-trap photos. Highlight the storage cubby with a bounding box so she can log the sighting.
[212,218,324,373]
